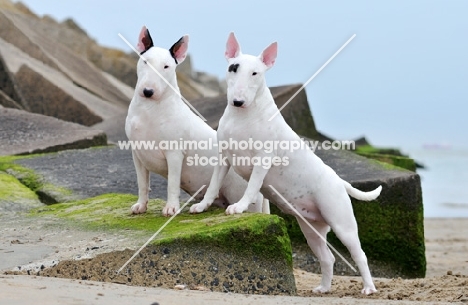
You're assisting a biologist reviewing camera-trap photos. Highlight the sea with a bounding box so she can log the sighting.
[405,147,468,218]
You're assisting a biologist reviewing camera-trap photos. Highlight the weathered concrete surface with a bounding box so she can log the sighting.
[91,112,128,144]
[0,6,134,131]
[14,65,103,126]
[0,10,129,106]
[0,88,22,109]
[0,108,107,156]
[0,36,127,123]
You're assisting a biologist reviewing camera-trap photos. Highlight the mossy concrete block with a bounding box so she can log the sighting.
[271,148,425,279]
[355,145,417,171]
[31,194,296,295]
[7,147,178,202]
[0,155,77,205]
[356,152,417,172]
[0,171,42,212]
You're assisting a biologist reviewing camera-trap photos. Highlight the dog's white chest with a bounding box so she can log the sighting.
[126,110,166,143]
[125,114,145,139]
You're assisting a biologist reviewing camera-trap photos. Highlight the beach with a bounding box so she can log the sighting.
[1,218,467,304]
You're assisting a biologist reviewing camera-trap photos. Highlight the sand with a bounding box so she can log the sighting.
[292,218,468,302]
[1,218,467,304]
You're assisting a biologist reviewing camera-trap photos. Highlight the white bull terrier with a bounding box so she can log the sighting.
[190,32,381,295]
[125,27,269,216]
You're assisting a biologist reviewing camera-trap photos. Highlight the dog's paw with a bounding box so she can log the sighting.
[225,203,247,215]
[361,286,378,295]
[189,202,208,214]
[131,202,147,214]
[162,205,179,217]
[312,285,331,293]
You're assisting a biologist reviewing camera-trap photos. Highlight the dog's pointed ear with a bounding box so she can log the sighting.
[137,26,154,54]
[259,42,277,69]
[225,32,241,60]
[169,35,189,64]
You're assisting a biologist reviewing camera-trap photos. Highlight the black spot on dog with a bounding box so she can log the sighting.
[228,63,239,73]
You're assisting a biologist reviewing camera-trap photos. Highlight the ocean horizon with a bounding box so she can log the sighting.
[406,147,468,218]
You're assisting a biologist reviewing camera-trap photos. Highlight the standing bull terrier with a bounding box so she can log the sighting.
[125,27,268,216]
[190,32,381,295]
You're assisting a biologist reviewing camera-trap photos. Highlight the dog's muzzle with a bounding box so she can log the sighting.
[233,99,244,107]
[143,88,154,98]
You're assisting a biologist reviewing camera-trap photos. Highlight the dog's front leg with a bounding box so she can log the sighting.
[189,160,230,213]
[162,151,184,216]
[131,151,150,214]
[226,165,269,215]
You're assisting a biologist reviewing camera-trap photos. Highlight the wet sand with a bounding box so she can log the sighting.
[1,218,467,304]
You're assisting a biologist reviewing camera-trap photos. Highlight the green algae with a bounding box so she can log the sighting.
[355,145,417,171]
[31,193,293,266]
[0,155,74,204]
[0,171,40,207]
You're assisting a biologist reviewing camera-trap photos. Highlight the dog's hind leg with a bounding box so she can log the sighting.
[131,152,150,214]
[296,218,335,293]
[331,220,377,295]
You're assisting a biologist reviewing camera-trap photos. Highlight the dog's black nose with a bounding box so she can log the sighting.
[143,88,154,98]
[233,100,244,107]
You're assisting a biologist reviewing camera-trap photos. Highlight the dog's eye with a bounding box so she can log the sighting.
[164,65,169,69]
[252,72,257,76]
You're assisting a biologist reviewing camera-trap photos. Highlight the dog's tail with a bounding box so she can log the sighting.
[343,181,382,201]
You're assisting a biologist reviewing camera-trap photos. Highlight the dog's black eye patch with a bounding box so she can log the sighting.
[228,63,239,73]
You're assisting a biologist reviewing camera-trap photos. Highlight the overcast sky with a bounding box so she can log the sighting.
[17,0,468,150]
